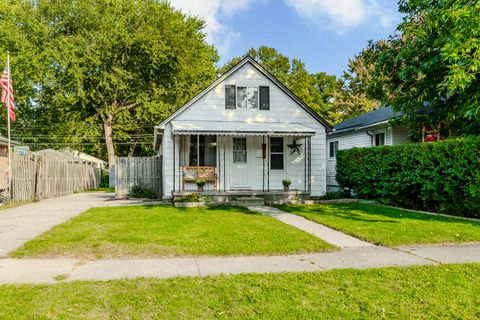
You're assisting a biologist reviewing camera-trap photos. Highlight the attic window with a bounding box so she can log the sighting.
[225,85,270,110]
[237,86,258,108]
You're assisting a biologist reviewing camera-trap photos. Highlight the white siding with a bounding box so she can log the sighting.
[162,62,327,197]
[326,124,409,188]
[326,131,371,187]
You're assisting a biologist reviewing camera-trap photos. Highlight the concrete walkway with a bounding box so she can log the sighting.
[249,206,372,247]
[0,192,150,257]
[1,244,479,284]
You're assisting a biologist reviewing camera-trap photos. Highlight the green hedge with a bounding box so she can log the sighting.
[336,137,480,218]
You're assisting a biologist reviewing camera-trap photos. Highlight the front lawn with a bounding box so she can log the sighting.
[0,263,479,319]
[12,205,333,259]
[276,202,480,247]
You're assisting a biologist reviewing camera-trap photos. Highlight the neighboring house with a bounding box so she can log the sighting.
[0,136,20,190]
[60,148,107,169]
[154,56,333,199]
[33,148,106,168]
[326,106,410,190]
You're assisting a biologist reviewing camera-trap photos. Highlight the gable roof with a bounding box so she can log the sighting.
[156,56,333,131]
[333,106,400,132]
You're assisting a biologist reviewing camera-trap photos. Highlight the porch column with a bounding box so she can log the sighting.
[262,135,265,192]
[223,135,226,192]
[267,135,270,192]
[304,135,307,192]
[308,136,312,192]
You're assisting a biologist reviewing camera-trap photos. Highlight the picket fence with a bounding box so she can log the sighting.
[115,157,162,198]
[11,154,101,202]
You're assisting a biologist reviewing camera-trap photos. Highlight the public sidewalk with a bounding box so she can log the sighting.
[0,244,479,284]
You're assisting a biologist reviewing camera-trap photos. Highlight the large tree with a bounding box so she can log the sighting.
[366,0,480,136]
[0,0,218,167]
[330,44,381,124]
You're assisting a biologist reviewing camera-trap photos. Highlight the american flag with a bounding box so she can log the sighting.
[0,64,16,122]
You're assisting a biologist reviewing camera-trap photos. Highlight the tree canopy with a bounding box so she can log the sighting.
[366,0,480,136]
[0,0,218,167]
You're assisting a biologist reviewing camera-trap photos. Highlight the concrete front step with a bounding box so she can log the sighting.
[236,197,265,207]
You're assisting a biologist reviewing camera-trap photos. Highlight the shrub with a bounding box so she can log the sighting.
[336,137,480,218]
[129,184,156,199]
[100,171,110,188]
[176,193,205,203]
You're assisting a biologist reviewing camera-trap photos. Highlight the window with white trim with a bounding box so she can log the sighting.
[270,137,284,170]
[236,86,258,109]
[329,141,339,158]
[233,137,247,163]
[375,133,385,146]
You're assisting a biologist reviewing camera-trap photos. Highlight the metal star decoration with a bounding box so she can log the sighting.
[287,138,302,155]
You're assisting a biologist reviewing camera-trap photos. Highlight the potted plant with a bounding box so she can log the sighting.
[282,179,292,192]
[195,179,206,192]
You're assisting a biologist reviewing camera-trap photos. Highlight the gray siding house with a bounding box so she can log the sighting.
[326,106,410,190]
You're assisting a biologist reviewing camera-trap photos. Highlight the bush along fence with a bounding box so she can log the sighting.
[115,157,162,199]
[11,153,101,202]
[336,137,480,218]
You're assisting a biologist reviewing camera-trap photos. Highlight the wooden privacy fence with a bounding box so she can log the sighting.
[11,154,101,202]
[115,157,162,198]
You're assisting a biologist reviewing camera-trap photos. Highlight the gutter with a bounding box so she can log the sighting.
[328,120,391,136]
[366,130,374,147]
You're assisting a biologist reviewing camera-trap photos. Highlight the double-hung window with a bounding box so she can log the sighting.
[233,137,247,163]
[375,132,385,146]
[270,137,284,170]
[329,141,339,158]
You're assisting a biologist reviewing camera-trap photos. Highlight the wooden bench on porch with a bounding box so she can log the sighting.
[181,166,217,191]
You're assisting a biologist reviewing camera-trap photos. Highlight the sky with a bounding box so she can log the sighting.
[169,0,402,77]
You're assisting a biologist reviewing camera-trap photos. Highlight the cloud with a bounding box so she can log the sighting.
[169,0,258,56]
[284,0,399,34]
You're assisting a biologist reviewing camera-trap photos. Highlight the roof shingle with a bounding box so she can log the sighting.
[333,106,399,131]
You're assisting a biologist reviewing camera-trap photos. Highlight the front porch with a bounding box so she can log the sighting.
[172,189,311,205]
[171,120,315,196]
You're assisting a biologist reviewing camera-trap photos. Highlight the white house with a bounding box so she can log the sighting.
[154,56,332,199]
[326,106,410,190]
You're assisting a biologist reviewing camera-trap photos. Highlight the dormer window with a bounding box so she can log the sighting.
[225,85,269,110]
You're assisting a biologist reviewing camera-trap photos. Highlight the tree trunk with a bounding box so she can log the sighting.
[128,141,137,157]
[104,113,116,169]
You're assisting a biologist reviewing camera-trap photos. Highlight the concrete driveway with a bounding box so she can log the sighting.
[0,192,148,257]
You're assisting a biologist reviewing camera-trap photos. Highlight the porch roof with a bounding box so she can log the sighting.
[171,121,316,136]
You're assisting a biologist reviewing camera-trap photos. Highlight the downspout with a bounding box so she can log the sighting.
[366,130,375,146]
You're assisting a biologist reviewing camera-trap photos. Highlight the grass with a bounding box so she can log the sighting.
[12,205,334,259]
[276,202,480,247]
[0,263,479,319]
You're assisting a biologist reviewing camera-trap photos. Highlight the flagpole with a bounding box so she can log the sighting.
[6,52,11,200]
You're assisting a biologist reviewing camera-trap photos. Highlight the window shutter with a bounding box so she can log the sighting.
[225,85,236,109]
[259,86,270,110]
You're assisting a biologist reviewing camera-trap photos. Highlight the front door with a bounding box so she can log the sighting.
[230,137,250,189]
